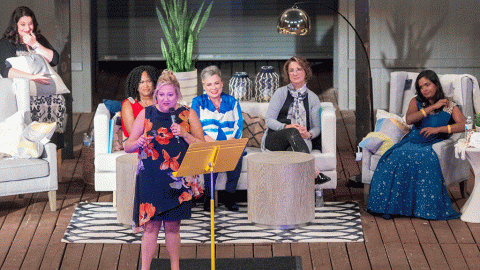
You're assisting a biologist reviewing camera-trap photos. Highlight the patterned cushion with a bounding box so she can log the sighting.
[359,116,410,155]
[30,94,67,133]
[17,122,56,158]
[242,112,265,148]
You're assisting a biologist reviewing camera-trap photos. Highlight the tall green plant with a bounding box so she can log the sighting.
[156,0,213,72]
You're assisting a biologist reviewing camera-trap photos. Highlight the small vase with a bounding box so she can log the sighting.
[254,66,279,102]
[229,72,253,101]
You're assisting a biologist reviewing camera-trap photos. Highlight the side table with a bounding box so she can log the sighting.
[459,147,480,223]
[247,151,315,228]
[81,144,95,185]
[116,153,138,226]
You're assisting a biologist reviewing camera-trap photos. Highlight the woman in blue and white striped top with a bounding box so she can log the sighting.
[191,65,243,212]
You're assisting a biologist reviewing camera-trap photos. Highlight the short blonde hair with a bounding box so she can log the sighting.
[153,70,182,103]
[201,65,222,82]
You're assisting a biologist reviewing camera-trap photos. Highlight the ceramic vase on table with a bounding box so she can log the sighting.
[254,66,279,102]
[229,72,253,101]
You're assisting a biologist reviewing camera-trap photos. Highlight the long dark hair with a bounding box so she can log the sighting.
[124,66,161,101]
[414,69,445,111]
[3,6,41,44]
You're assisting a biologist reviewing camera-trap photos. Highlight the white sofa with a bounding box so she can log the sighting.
[93,100,337,202]
[0,78,57,211]
[361,72,474,200]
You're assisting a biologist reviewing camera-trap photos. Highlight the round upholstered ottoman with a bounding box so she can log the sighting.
[247,151,315,228]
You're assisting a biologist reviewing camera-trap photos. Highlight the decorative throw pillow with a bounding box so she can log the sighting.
[242,112,266,148]
[17,122,56,158]
[0,111,25,156]
[112,112,124,151]
[103,99,123,117]
[359,112,411,155]
[6,54,70,96]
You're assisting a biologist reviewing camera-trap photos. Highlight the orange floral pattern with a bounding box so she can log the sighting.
[160,149,180,171]
[139,203,156,226]
[178,109,191,133]
[178,192,192,203]
[145,142,159,160]
[156,127,173,145]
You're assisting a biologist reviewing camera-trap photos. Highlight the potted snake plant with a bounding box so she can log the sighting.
[474,113,480,132]
[156,0,213,104]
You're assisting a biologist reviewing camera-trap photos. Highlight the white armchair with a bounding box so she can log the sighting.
[362,72,474,200]
[93,103,127,203]
[0,78,57,211]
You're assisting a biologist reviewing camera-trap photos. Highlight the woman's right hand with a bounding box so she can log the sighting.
[31,73,51,85]
[134,135,153,149]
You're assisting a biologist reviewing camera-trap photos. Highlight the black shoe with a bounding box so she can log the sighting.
[203,200,210,212]
[223,191,239,212]
[225,202,239,212]
[315,173,331,185]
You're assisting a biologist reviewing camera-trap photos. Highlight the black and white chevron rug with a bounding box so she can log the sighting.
[61,201,363,244]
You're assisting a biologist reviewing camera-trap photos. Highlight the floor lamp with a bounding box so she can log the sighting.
[277,1,374,185]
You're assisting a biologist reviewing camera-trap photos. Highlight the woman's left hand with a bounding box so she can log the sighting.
[420,127,439,137]
[294,125,311,139]
[171,123,187,138]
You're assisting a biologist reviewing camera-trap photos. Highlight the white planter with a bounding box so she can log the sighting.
[476,126,480,132]
[174,69,198,106]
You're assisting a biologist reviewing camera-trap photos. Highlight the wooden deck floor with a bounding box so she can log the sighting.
[1,70,479,270]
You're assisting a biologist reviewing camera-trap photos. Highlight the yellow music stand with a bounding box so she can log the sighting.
[172,138,248,270]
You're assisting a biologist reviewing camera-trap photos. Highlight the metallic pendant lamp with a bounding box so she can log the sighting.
[277,5,311,35]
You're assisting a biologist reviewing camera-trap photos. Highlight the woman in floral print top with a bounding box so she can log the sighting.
[124,70,205,270]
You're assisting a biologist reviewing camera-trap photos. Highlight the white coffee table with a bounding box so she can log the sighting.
[459,147,480,223]
[116,153,137,225]
[247,151,315,228]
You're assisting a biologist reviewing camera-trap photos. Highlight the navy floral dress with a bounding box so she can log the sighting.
[366,101,460,220]
[132,105,203,231]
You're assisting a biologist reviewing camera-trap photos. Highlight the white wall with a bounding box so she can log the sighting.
[335,0,480,111]
[71,0,92,113]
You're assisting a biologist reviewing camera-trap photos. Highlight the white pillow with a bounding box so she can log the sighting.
[376,109,412,130]
[6,54,70,96]
[0,111,25,156]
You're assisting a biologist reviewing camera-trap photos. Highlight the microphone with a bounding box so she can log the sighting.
[169,107,180,143]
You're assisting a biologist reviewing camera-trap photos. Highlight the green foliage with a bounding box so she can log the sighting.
[474,113,480,127]
[156,0,213,72]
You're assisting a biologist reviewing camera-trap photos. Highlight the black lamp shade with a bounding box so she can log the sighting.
[277,8,311,35]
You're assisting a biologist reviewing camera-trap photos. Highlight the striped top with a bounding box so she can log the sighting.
[191,93,243,140]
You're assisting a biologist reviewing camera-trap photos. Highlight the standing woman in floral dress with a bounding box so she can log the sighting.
[124,70,205,270]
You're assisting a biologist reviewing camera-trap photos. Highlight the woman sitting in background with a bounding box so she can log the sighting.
[367,69,466,220]
[0,6,58,84]
[191,65,243,212]
[261,55,329,184]
[121,65,161,138]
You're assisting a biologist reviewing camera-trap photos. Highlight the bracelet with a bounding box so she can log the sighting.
[420,109,427,117]
[32,42,40,50]
[447,125,451,134]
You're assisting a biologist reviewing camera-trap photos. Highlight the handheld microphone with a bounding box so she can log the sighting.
[169,107,180,143]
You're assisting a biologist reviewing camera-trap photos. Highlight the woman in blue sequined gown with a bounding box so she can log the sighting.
[367,70,466,220]
[124,70,205,270]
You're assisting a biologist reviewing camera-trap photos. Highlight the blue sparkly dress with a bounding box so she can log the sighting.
[366,101,460,220]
